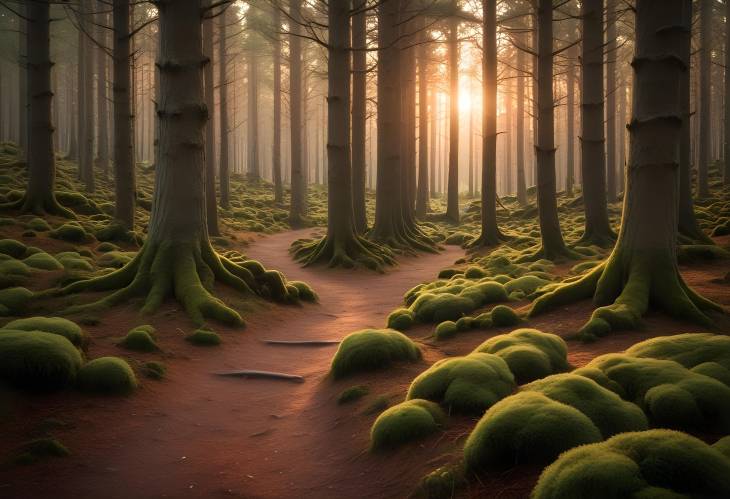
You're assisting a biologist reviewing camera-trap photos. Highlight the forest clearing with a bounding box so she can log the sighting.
[1,1,730,498]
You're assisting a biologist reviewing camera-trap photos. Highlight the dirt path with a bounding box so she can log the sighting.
[0,229,465,499]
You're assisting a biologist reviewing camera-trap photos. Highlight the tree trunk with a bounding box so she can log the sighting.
[531,0,573,260]
[202,0,219,235]
[725,0,730,184]
[446,3,460,223]
[79,0,95,192]
[416,23,430,217]
[697,0,711,197]
[112,0,135,229]
[515,37,527,206]
[579,0,615,246]
[96,1,110,181]
[429,87,437,197]
[352,0,368,233]
[6,2,72,216]
[565,44,575,197]
[218,7,230,208]
[472,0,504,247]
[605,0,617,201]
[532,0,720,337]
[272,5,283,203]
[247,41,260,180]
[18,8,27,159]
[289,0,306,225]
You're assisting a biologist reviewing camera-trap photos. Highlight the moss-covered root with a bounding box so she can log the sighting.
[575,227,617,249]
[1,191,75,219]
[57,239,260,327]
[515,242,584,264]
[291,233,396,272]
[531,430,730,499]
[530,251,725,339]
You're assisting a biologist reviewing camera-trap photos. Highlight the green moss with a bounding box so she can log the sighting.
[289,280,318,302]
[12,437,70,465]
[490,305,520,327]
[0,330,82,391]
[120,326,158,352]
[0,287,33,315]
[579,317,611,341]
[419,466,466,499]
[370,399,445,451]
[25,217,51,232]
[434,320,458,340]
[2,316,84,346]
[504,275,550,296]
[411,293,475,323]
[0,238,27,258]
[0,259,31,277]
[387,308,415,330]
[464,391,602,472]
[55,251,94,272]
[142,361,166,380]
[363,395,390,415]
[464,266,487,278]
[625,333,730,372]
[51,223,88,242]
[95,222,136,243]
[338,385,369,404]
[459,281,508,307]
[330,329,420,379]
[713,435,730,460]
[23,251,63,271]
[531,430,730,499]
[97,251,135,269]
[692,362,730,386]
[76,356,137,395]
[455,316,473,331]
[576,353,730,432]
[96,241,119,253]
[185,329,221,346]
[407,352,515,414]
[474,328,569,384]
[523,373,648,437]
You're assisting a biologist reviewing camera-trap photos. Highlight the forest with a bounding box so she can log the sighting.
[0,0,729,497]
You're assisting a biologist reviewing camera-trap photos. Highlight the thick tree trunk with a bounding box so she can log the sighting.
[352,0,368,233]
[272,6,283,203]
[531,0,573,260]
[697,0,711,197]
[96,1,110,180]
[446,4,460,223]
[472,0,504,247]
[725,0,730,184]
[605,0,617,201]
[618,78,626,194]
[79,0,95,192]
[515,38,527,206]
[202,0,219,235]
[532,0,720,338]
[289,0,307,225]
[416,25,430,217]
[7,2,72,216]
[579,0,615,246]
[565,44,575,197]
[218,7,230,208]
[113,0,135,229]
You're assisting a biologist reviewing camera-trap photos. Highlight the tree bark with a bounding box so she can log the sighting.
[96,1,110,181]
[416,22,430,217]
[272,5,283,203]
[18,8,27,159]
[79,0,95,192]
[352,0,368,233]
[697,0,711,197]
[202,0,219,235]
[289,0,307,225]
[565,44,575,197]
[605,0,617,201]
[725,0,730,184]
[247,36,260,181]
[579,0,615,246]
[446,2,460,223]
[218,6,230,208]
[515,34,527,206]
[532,0,720,337]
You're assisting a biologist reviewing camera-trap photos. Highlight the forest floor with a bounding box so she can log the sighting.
[1,226,729,499]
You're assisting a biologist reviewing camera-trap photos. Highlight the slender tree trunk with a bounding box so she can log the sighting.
[77,7,86,179]
[474,0,503,246]
[96,1,110,180]
[725,0,730,184]
[218,8,230,208]
[532,0,720,336]
[605,0,617,201]
[446,4,460,223]
[272,6,283,203]
[530,0,572,260]
[416,24,430,217]
[202,0,219,235]
[247,43,260,180]
[579,0,615,246]
[468,104,474,197]
[565,44,575,197]
[618,78,626,194]
[18,9,27,159]
[697,0,711,197]
[113,0,135,229]
[515,38,527,206]
[78,0,95,192]
[352,0,368,232]
[289,0,306,225]
[429,88,437,198]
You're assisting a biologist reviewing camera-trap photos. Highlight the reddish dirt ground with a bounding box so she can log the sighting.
[1,229,729,499]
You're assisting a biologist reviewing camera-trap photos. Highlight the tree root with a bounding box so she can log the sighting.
[529,251,724,339]
[575,227,617,248]
[55,239,270,327]
[516,243,584,263]
[291,233,396,272]
[1,194,75,218]
[468,228,511,250]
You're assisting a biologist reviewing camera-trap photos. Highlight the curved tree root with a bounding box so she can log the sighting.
[1,193,75,218]
[468,228,511,250]
[529,251,724,338]
[56,239,267,327]
[516,243,584,263]
[575,227,617,248]
[292,232,396,272]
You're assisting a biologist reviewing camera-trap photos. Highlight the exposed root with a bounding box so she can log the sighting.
[291,233,396,272]
[516,243,584,263]
[530,251,724,339]
[468,229,511,250]
[1,193,75,218]
[575,228,617,248]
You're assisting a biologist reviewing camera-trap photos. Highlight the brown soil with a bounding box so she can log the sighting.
[1,229,728,499]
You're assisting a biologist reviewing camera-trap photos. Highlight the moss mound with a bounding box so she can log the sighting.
[411,293,475,323]
[13,437,70,465]
[625,333,730,372]
[463,391,602,472]
[119,325,158,352]
[0,287,33,315]
[0,238,27,258]
[23,251,63,271]
[338,385,369,404]
[51,223,88,242]
[2,316,84,346]
[288,280,318,302]
[713,435,730,460]
[407,352,515,414]
[532,430,730,499]
[523,373,648,437]
[0,330,83,391]
[474,328,569,384]
[26,217,51,232]
[0,259,31,278]
[76,357,137,395]
[387,308,415,330]
[434,320,458,340]
[185,329,221,346]
[576,353,730,432]
[504,275,550,296]
[370,399,445,451]
[490,305,520,327]
[330,329,421,379]
[141,361,166,380]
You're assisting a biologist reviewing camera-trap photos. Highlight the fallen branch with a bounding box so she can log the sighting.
[214,370,305,383]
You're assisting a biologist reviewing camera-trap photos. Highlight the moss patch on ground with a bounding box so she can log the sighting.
[76,357,137,395]
[370,399,445,451]
[330,329,421,379]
